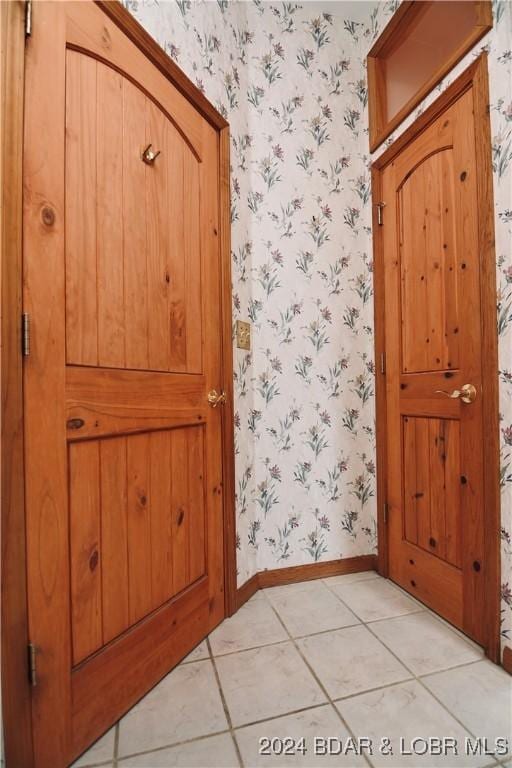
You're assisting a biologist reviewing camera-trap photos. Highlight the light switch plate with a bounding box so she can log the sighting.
[236,320,251,350]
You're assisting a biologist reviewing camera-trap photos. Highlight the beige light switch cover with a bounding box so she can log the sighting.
[236,320,251,350]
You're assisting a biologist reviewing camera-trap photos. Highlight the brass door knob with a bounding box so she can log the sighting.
[207,389,226,408]
[435,383,477,404]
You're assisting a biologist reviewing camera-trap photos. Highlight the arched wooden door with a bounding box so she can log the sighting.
[375,57,500,658]
[23,3,231,765]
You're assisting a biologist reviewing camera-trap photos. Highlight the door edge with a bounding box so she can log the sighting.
[371,52,501,664]
[1,1,35,766]
[219,125,237,618]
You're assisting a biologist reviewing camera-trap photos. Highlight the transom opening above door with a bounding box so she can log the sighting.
[367,0,493,151]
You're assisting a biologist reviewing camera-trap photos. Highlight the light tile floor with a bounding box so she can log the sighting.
[73,572,511,768]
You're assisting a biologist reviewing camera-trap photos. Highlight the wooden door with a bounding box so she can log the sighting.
[23,3,228,765]
[380,86,491,645]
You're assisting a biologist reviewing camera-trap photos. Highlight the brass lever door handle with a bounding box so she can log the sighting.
[207,389,226,408]
[435,383,477,404]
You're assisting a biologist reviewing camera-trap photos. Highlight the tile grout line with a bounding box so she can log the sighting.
[343,605,501,762]
[115,727,233,765]
[269,584,505,766]
[71,725,120,768]
[263,595,375,768]
[113,654,236,766]
[73,759,113,768]
[360,608,426,625]
[113,722,119,767]
[321,579,493,682]
[209,621,362,659]
[321,576,424,625]
[306,578,503,764]
[80,578,507,768]
[206,636,245,768]
[109,669,388,766]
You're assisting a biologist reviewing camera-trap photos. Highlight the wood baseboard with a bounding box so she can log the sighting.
[503,646,512,675]
[259,555,377,588]
[234,572,259,611]
[235,554,377,609]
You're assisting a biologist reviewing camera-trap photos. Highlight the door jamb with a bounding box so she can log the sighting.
[371,52,501,663]
[1,3,237,765]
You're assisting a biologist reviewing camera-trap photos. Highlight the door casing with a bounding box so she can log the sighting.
[371,52,500,663]
[0,2,236,766]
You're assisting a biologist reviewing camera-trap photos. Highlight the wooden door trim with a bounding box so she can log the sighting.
[1,2,35,766]
[371,52,501,663]
[367,1,493,152]
[94,1,228,132]
[219,126,237,617]
[1,3,236,765]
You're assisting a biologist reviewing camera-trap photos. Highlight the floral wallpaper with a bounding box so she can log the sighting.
[124,0,511,660]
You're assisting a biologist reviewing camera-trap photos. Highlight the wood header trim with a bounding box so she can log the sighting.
[367,1,493,152]
[372,54,482,172]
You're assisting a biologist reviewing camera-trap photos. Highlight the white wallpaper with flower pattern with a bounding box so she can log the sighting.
[124,0,511,658]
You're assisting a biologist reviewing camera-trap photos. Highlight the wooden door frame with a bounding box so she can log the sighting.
[371,52,501,664]
[1,2,236,765]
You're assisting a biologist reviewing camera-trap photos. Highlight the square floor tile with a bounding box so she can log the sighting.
[424,611,486,655]
[118,660,228,757]
[182,639,209,664]
[265,580,359,637]
[235,704,366,767]
[423,660,512,757]
[327,578,422,622]
[297,624,411,699]
[119,733,239,767]
[337,680,490,767]
[323,571,380,588]
[261,580,322,597]
[215,642,326,727]
[71,727,115,767]
[370,612,483,675]
[209,595,287,656]
[246,589,267,600]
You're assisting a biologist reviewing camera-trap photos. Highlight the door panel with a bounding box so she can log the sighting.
[23,3,226,765]
[69,440,102,665]
[382,88,486,644]
[399,150,460,374]
[70,428,206,666]
[402,416,461,567]
[65,52,202,373]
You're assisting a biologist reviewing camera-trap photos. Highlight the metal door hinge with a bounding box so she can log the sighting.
[22,313,30,357]
[25,0,32,37]
[380,352,386,375]
[375,202,386,226]
[383,502,389,524]
[27,643,38,687]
